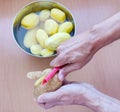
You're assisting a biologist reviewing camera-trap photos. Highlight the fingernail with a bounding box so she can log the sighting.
[58,72,64,81]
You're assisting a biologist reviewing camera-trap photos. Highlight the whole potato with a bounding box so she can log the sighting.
[59,21,73,33]
[36,29,48,48]
[33,69,63,98]
[51,8,66,23]
[45,32,70,50]
[40,49,54,57]
[21,13,39,29]
[44,19,58,35]
[24,28,38,48]
[39,9,50,21]
[30,44,42,55]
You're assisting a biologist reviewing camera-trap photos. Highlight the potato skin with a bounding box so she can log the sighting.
[45,32,70,50]
[34,69,63,98]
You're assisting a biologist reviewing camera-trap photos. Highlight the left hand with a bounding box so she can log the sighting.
[37,81,98,109]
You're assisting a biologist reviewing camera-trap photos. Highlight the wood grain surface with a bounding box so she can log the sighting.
[0,0,120,112]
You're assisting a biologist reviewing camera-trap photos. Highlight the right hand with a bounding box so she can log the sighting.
[50,30,98,81]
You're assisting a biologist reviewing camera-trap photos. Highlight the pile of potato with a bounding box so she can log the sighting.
[21,8,74,57]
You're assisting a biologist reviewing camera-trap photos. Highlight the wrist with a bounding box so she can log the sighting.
[81,86,120,112]
[89,12,120,53]
[84,91,108,112]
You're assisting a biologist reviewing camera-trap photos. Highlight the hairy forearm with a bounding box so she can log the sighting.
[90,12,120,52]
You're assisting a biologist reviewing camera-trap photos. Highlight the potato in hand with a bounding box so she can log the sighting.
[27,68,63,98]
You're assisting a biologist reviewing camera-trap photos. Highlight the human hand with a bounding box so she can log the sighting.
[50,12,120,81]
[37,81,120,112]
[37,81,99,109]
[50,31,98,81]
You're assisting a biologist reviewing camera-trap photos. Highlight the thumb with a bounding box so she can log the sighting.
[37,92,58,104]
[58,63,81,81]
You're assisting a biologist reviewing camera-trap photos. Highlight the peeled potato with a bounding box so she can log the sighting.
[36,29,48,48]
[59,21,73,33]
[39,9,50,21]
[44,19,58,35]
[24,28,38,48]
[51,8,66,23]
[45,32,70,50]
[33,69,63,98]
[40,49,54,57]
[21,13,39,29]
[30,44,42,55]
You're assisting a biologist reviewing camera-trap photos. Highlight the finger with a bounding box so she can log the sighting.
[38,103,45,108]
[63,79,76,85]
[58,63,81,81]
[50,54,69,67]
[37,91,59,104]
[63,79,71,85]
[44,102,58,109]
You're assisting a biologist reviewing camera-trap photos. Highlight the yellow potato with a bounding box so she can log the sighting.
[30,44,42,55]
[24,28,38,48]
[36,29,48,48]
[45,32,70,50]
[59,21,73,33]
[40,49,54,57]
[51,8,66,23]
[21,13,39,29]
[39,9,50,21]
[44,19,58,35]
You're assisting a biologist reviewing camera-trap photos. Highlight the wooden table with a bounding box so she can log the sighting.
[1,0,120,112]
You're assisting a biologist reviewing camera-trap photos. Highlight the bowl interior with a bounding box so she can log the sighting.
[13,1,76,58]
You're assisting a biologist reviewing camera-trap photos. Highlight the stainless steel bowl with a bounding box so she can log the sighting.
[13,0,76,58]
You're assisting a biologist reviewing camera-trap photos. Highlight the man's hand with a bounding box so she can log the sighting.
[37,81,98,109]
[50,12,120,81]
[37,81,120,112]
[50,31,97,81]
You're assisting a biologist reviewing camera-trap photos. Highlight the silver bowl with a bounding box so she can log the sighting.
[13,0,76,58]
